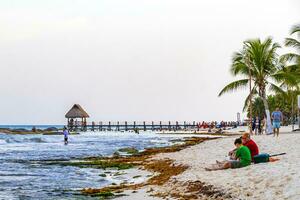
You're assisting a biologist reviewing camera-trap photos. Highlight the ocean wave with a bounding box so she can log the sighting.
[5,138,22,143]
[4,137,47,143]
[24,138,47,143]
[0,139,7,144]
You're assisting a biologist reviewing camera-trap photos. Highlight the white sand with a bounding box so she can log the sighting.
[118,130,300,199]
[151,132,300,200]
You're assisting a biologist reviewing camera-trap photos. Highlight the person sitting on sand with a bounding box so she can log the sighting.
[228,133,259,161]
[205,138,251,171]
[241,133,259,160]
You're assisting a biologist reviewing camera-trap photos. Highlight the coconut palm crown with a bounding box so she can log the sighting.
[219,37,289,106]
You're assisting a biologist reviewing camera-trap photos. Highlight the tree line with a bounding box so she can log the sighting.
[219,24,300,126]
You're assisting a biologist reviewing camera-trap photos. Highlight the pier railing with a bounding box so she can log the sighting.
[67,121,199,131]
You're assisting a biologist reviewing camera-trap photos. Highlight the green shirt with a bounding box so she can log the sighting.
[236,145,251,167]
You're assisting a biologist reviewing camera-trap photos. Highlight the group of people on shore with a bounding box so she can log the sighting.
[251,107,284,136]
[206,107,284,171]
[197,121,239,129]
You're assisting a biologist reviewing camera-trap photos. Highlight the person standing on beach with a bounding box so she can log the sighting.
[63,126,69,145]
[271,107,283,137]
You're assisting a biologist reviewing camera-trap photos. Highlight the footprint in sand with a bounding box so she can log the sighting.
[275,190,283,196]
[285,176,292,181]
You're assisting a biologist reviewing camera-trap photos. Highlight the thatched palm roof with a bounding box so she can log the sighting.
[65,104,90,118]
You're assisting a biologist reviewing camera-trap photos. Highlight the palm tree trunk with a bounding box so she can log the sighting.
[261,92,273,134]
[291,90,294,131]
[248,67,253,134]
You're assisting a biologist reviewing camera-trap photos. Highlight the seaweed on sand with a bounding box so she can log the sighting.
[81,137,218,196]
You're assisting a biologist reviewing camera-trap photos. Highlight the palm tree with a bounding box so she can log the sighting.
[218,37,295,134]
[278,67,300,130]
[281,24,300,129]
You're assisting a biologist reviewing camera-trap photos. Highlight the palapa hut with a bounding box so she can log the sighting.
[65,104,90,130]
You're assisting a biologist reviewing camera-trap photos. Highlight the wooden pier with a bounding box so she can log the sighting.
[67,121,199,132]
[65,104,202,132]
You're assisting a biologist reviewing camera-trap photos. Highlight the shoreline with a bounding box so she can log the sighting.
[79,130,300,200]
[77,136,232,199]
[137,132,299,200]
[2,127,298,199]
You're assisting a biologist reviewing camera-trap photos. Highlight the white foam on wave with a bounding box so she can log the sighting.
[0,139,7,144]
[149,139,169,144]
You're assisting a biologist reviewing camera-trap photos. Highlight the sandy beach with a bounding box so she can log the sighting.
[121,129,300,200]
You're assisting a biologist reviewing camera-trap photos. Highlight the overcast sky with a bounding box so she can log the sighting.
[0,0,299,124]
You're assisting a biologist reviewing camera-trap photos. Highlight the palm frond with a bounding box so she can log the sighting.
[268,82,286,95]
[271,70,298,85]
[285,38,300,51]
[284,64,300,76]
[290,24,300,35]
[280,53,300,62]
[244,37,279,75]
[218,79,249,97]
[230,51,251,76]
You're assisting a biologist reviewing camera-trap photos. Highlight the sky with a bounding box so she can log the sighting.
[0,0,299,125]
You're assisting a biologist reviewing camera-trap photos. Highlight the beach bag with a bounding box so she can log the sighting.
[253,153,286,164]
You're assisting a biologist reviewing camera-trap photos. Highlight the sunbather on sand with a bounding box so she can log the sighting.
[205,138,251,171]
